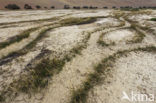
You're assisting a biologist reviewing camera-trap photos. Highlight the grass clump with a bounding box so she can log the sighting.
[128,24,145,43]
[136,46,156,53]
[97,30,116,47]
[0,95,5,102]
[60,17,97,26]
[17,58,66,93]
[97,40,109,46]
[150,18,156,21]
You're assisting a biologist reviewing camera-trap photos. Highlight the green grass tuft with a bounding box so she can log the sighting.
[150,18,156,21]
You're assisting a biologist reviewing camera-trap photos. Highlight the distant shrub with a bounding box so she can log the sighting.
[103,6,108,9]
[5,4,20,10]
[142,6,146,9]
[89,6,97,9]
[36,5,41,9]
[64,5,70,9]
[24,4,32,9]
[44,7,48,9]
[83,6,88,9]
[94,7,98,9]
[120,6,123,9]
[112,6,116,9]
[51,6,55,9]
[151,18,156,21]
[73,6,80,9]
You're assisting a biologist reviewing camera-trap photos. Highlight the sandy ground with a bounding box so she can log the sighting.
[96,17,120,26]
[103,29,136,44]
[87,51,156,103]
[0,9,155,103]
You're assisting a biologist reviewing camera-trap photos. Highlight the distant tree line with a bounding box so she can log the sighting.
[4,4,56,10]
[4,4,156,10]
[5,4,20,10]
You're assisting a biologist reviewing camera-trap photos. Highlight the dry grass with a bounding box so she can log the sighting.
[127,24,145,43]
[60,17,97,26]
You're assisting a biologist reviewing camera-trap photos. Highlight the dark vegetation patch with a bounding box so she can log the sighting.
[73,6,81,9]
[97,32,110,47]
[97,29,118,47]
[89,6,98,9]
[150,18,156,21]
[60,17,97,26]
[36,5,41,9]
[5,4,20,10]
[83,6,89,9]
[103,7,108,9]
[24,4,32,9]
[70,46,156,103]
[51,6,55,9]
[64,5,70,9]
[128,25,145,43]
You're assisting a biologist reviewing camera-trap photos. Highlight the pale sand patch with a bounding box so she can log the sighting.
[71,10,111,18]
[96,17,120,26]
[103,29,135,44]
[87,51,156,103]
[42,25,93,55]
[129,14,155,21]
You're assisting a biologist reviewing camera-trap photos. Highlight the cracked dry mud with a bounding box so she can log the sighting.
[0,9,156,103]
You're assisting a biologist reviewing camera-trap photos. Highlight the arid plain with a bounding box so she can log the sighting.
[0,9,156,103]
